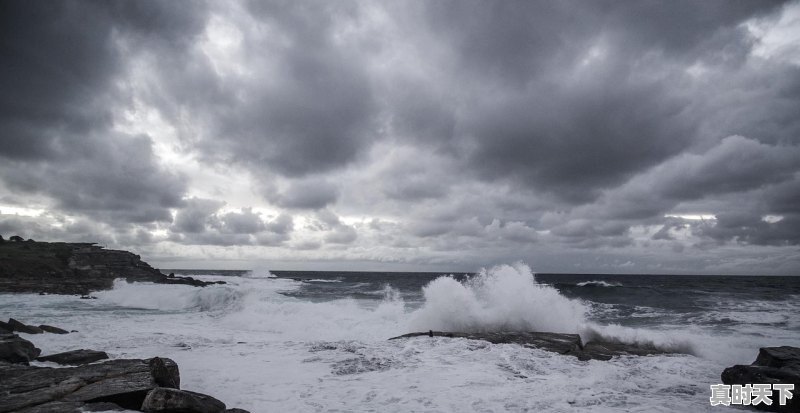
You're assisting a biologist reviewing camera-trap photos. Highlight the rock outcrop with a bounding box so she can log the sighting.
[0,240,225,294]
[38,325,69,334]
[722,346,800,412]
[0,333,41,364]
[0,357,180,412]
[389,331,674,361]
[0,325,251,413]
[7,319,43,334]
[141,388,226,413]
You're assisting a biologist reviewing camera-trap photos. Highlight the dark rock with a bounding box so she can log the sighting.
[13,400,86,412]
[12,401,127,412]
[0,357,180,412]
[389,331,676,361]
[0,320,12,333]
[755,346,800,370]
[82,402,128,411]
[37,349,109,366]
[149,356,181,389]
[225,409,251,413]
[581,340,669,361]
[141,388,226,413]
[0,333,41,363]
[721,346,800,413]
[80,295,98,299]
[38,324,70,334]
[8,318,44,334]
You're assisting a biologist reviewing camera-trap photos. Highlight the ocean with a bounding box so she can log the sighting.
[3,263,799,412]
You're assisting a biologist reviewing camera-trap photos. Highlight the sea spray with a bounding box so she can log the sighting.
[408,263,589,334]
[94,279,244,313]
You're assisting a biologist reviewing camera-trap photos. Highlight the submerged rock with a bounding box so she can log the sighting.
[38,324,70,334]
[37,349,109,366]
[141,388,226,413]
[0,333,41,364]
[722,346,800,413]
[389,331,674,361]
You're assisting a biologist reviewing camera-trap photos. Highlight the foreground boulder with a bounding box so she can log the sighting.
[0,357,180,412]
[0,333,41,364]
[37,349,109,366]
[722,346,800,412]
[389,331,673,361]
[141,388,226,413]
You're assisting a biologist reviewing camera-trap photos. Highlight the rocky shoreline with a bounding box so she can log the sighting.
[0,239,223,295]
[1,318,248,413]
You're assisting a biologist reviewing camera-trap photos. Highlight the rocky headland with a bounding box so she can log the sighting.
[0,238,223,295]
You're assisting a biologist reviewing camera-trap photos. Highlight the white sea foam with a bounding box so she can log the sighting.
[94,280,244,313]
[408,263,589,334]
[577,280,623,287]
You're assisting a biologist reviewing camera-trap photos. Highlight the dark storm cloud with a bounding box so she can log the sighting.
[169,198,294,246]
[2,132,186,223]
[0,0,209,224]
[1,0,799,271]
[402,0,791,203]
[142,0,379,184]
[266,179,339,210]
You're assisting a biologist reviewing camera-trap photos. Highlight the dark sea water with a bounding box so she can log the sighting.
[269,270,800,331]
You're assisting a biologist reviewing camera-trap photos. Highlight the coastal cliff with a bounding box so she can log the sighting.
[0,238,221,294]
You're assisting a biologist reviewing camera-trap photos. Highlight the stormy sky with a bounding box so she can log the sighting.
[1,0,800,274]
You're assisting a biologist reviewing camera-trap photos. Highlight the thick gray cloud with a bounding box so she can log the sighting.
[0,0,207,224]
[169,198,294,246]
[1,0,799,273]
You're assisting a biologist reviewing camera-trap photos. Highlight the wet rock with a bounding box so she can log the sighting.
[38,324,69,334]
[37,349,109,366]
[581,340,669,361]
[0,333,41,364]
[755,346,800,370]
[225,409,251,413]
[13,401,126,413]
[389,331,675,361]
[141,388,226,413]
[8,318,43,334]
[722,346,800,413]
[0,320,11,333]
[0,357,180,412]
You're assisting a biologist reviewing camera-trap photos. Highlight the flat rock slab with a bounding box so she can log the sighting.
[37,349,109,366]
[0,357,179,412]
[0,333,41,364]
[389,331,674,361]
[141,388,226,413]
